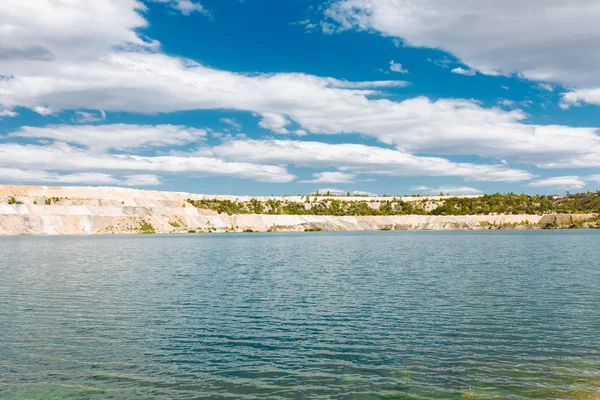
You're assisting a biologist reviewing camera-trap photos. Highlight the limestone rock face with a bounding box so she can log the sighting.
[0,185,595,235]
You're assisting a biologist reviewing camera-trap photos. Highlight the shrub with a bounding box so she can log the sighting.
[304,227,323,232]
[139,220,156,234]
[182,192,600,217]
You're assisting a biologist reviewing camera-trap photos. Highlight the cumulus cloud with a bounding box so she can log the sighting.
[2,0,600,183]
[301,172,356,184]
[2,50,598,168]
[323,0,600,107]
[451,67,476,76]
[73,110,106,123]
[0,167,163,187]
[0,168,119,185]
[0,110,18,118]
[0,0,151,66]
[2,124,535,186]
[10,124,207,151]
[561,88,600,108]
[537,83,554,92]
[528,176,586,190]
[121,174,162,186]
[311,188,378,196]
[389,60,408,73]
[151,0,206,15]
[323,0,600,86]
[0,142,295,183]
[212,139,533,182]
[291,19,317,31]
[587,175,600,183]
[410,186,483,195]
[33,106,52,116]
[2,48,597,168]
[219,117,242,130]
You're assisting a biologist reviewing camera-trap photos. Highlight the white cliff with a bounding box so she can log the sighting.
[0,185,596,235]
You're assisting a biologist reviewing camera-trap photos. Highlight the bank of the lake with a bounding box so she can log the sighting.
[1,184,599,235]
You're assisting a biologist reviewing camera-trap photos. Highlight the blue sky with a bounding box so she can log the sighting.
[1,0,600,195]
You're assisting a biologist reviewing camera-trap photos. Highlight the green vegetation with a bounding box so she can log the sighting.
[429,192,600,215]
[44,197,60,205]
[186,197,427,216]
[138,220,156,234]
[169,220,182,228]
[7,197,23,205]
[186,192,600,217]
[304,227,323,232]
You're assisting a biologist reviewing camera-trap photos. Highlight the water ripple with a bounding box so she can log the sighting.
[1,231,600,399]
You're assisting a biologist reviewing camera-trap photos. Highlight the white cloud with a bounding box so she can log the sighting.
[585,175,600,190]
[301,172,356,184]
[2,128,534,186]
[410,185,483,195]
[0,168,119,185]
[0,0,151,65]
[292,19,317,31]
[327,79,410,89]
[2,51,598,168]
[33,106,52,116]
[0,110,18,118]
[323,0,600,88]
[0,167,163,187]
[121,174,162,186]
[0,142,295,183]
[528,176,586,190]
[537,83,554,92]
[498,99,515,108]
[389,60,408,73]
[311,188,369,196]
[73,111,106,123]
[2,0,600,175]
[150,0,206,16]
[561,88,600,108]
[171,0,205,15]
[257,112,291,134]
[10,124,207,151]
[323,0,600,108]
[212,139,533,182]
[451,67,476,76]
[219,117,242,130]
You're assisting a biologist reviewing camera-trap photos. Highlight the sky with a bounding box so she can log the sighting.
[1,0,600,196]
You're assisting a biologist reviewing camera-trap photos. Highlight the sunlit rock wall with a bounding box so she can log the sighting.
[0,185,595,235]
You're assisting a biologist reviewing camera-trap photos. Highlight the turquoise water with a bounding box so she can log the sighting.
[1,231,600,399]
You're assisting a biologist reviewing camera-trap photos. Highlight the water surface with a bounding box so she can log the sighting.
[1,231,599,399]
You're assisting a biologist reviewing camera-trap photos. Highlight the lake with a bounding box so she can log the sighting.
[1,231,599,399]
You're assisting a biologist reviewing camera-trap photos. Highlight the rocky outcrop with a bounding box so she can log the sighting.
[0,185,597,235]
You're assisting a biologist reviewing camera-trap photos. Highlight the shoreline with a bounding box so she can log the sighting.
[1,184,599,235]
[3,227,600,238]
